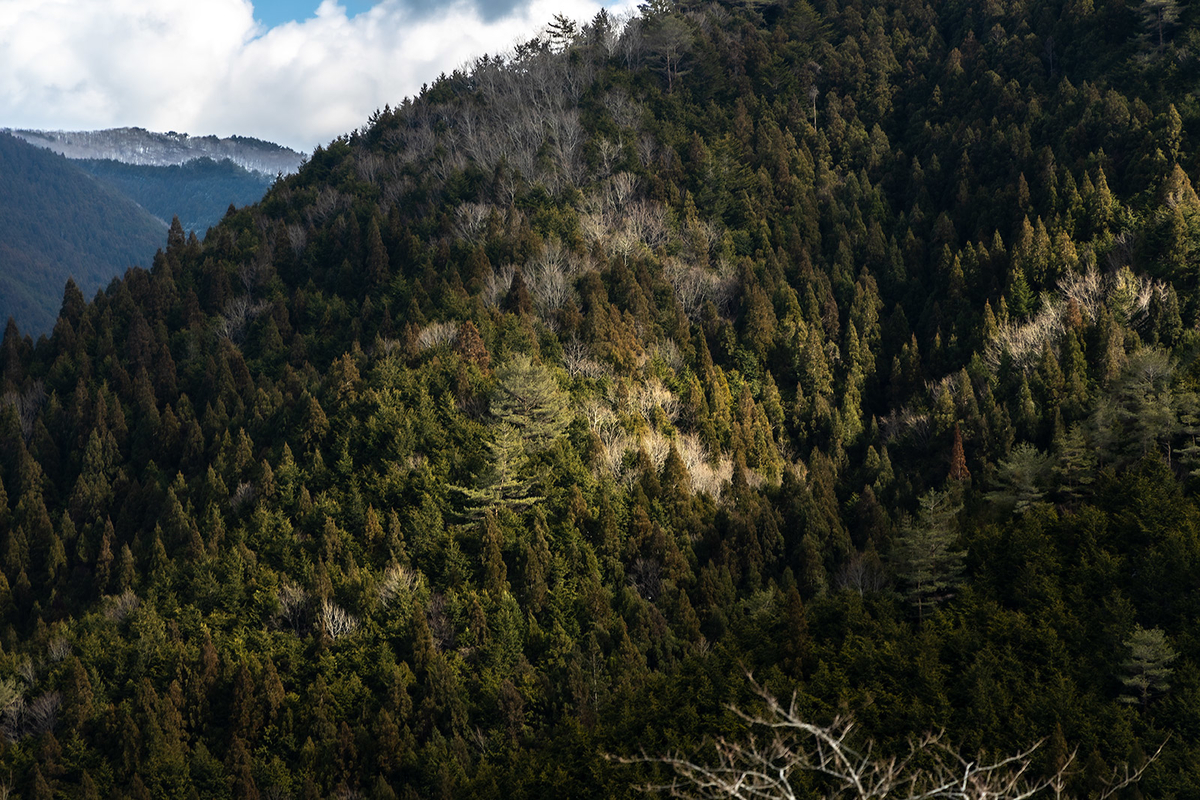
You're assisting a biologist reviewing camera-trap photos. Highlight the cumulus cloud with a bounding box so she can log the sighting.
[0,0,636,152]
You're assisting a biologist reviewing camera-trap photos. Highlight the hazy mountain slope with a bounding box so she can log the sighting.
[7,126,304,175]
[75,156,276,234]
[0,132,166,335]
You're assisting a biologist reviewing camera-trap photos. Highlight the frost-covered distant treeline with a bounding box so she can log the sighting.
[4,127,304,176]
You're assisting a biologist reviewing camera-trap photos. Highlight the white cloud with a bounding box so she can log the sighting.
[0,0,636,152]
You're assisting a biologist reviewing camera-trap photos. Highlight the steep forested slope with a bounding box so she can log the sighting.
[0,133,166,336]
[75,157,276,235]
[3,0,1200,797]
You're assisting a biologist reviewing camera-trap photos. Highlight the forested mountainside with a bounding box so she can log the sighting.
[4,0,1200,797]
[75,157,276,235]
[0,133,166,338]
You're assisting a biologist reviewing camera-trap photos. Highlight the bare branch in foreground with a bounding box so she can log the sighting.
[617,677,1162,800]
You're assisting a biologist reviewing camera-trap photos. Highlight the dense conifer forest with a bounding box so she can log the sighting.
[4,0,1200,796]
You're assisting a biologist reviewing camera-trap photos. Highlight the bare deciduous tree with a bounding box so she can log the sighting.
[319,599,359,640]
[638,134,659,168]
[379,563,420,610]
[526,240,578,315]
[0,687,60,742]
[355,151,385,184]
[596,137,623,177]
[627,199,669,249]
[214,296,270,343]
[834,552,888,596]
[633,378,681,424]
[228,481,256,512]
[663,258,736,321]
[484,265,518,307]
[286,223,307,257]
[605,88,645,134]
[628,557,663,602]
[103,589,141,623]
[620,16,646,70]
[622,679,1161,800]
[416,321,461,351]
[276,582,309,634]
[305,187,351,227]
[608,172,640,210]
[984,268,1168,373]
[564,341,610,380]
[455,201,493,243]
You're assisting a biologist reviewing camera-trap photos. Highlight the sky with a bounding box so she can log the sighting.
[0,0,637,153]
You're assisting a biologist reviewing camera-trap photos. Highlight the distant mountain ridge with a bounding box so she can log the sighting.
[5,126,305,176]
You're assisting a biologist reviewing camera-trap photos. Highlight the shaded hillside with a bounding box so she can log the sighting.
[3,1,1200,798]
[0,133,166,336]
[76,157,276,234]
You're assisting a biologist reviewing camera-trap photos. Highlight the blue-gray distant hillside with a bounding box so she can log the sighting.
[76,157,276,234]
[0,132,165,336]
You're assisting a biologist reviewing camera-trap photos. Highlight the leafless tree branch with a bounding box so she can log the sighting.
[617,677,1161,800]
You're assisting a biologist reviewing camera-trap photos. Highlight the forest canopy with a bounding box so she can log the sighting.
[3,0,1200,796]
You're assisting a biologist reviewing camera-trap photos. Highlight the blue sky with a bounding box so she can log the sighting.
[1,0,636,152]
[253,0,377,28]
